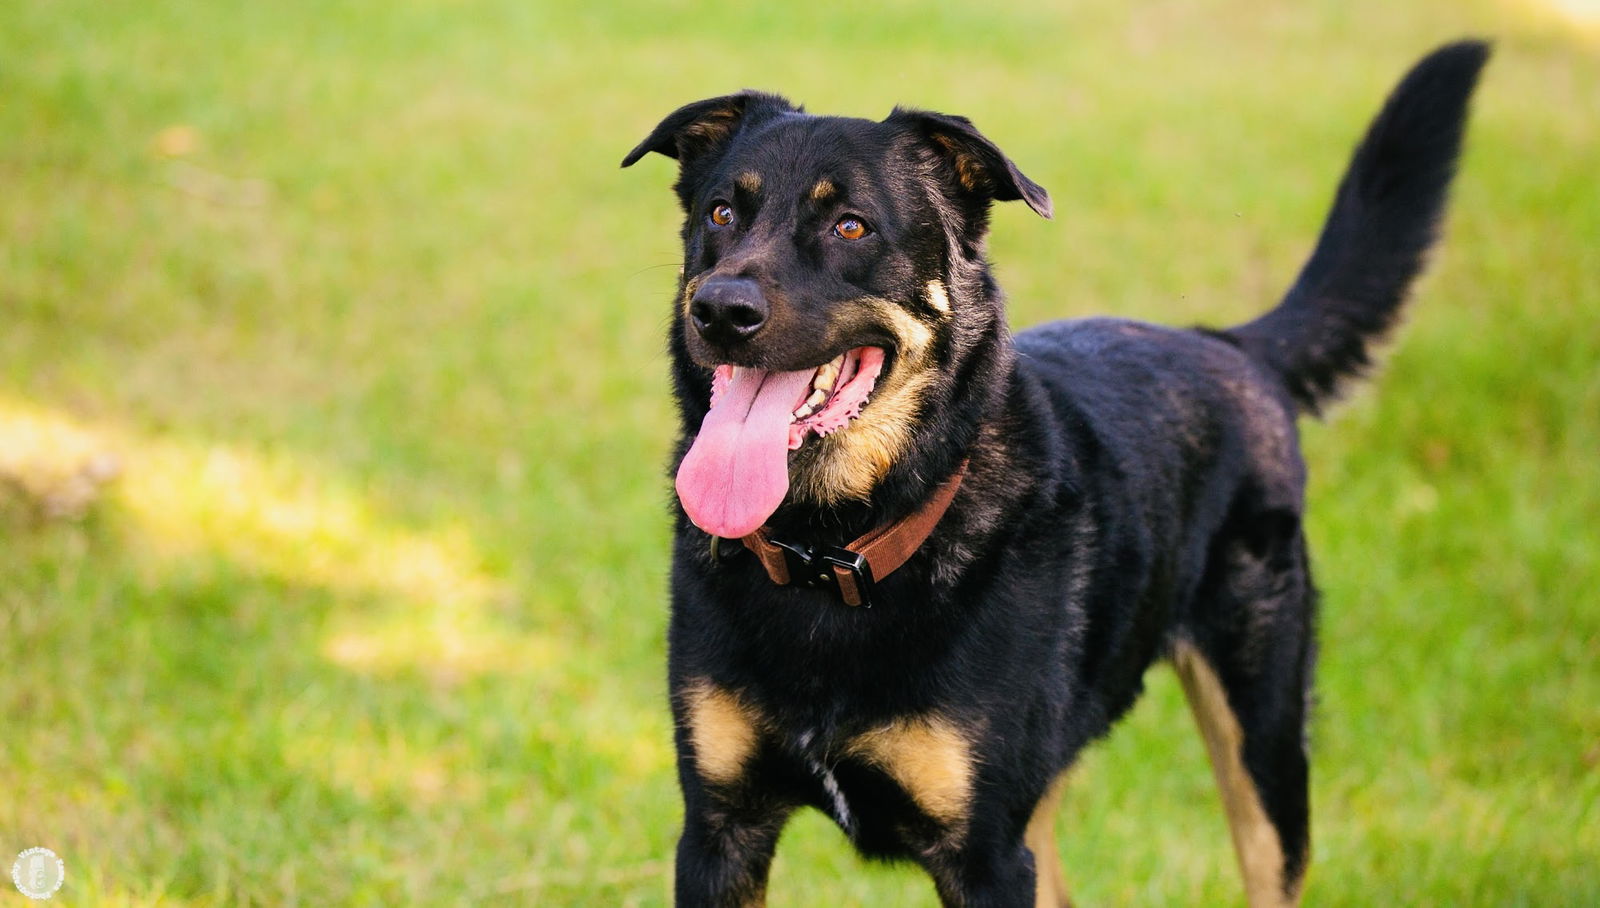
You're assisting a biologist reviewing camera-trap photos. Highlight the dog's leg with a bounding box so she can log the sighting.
[1173,517,1314,908]
[672,678,791,906]
[1174,511,1314,906]
[1024,771,1071,908]
[1173,639,1302,907]
[926,837,1039,908]
[674,801,789,908]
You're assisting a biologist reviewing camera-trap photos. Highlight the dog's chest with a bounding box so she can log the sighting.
[682,682,980,851]
[775,715,978,852]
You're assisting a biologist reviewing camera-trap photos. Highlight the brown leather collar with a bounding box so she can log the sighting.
[728,461,968,607]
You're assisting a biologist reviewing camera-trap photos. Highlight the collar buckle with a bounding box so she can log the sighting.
[769,537,876,607]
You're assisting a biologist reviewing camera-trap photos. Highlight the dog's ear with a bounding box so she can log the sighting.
[888,108,1052,219]
[621,91,800,169]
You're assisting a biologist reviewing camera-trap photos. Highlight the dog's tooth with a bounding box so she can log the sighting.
[814,361,840,391]
[792,387,831,420]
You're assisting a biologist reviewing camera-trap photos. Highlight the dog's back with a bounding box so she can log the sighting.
[1005,44,1489,898]
[1010,38,1490,655]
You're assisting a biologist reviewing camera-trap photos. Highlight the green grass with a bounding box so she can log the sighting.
[2,0,1597,903]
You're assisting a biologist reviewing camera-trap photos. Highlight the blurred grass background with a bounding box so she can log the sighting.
[1,0,1596,904]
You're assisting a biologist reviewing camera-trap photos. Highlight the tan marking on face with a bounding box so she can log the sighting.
[798,368,932,504]
[874,301,936,357]
[925,279,952,316]
[793,299,938,504]
[680,273,706,318]
[680,679,763,787]
[1172,641,1302,907]
[810,178,836,201]
[1026,771,1071,908]
[736,171,762,193]
[846,715,974,825]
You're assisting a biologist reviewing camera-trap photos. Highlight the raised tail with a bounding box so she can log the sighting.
[1229,40,1490,415]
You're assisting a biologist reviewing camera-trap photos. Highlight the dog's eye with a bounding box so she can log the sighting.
[708,202,735,228]
[833,216,869,240]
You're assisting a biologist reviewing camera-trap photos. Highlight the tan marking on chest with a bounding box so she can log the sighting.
[845,715,975,824]
[680,679,764,787]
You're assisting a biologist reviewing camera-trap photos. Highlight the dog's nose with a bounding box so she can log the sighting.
[689,277,769,345]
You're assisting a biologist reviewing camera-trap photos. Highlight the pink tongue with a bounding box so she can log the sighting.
[675,366,817,538]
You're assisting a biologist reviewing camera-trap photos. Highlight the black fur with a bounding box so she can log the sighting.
[624,41,1488,906]
[1230,40,1492,414]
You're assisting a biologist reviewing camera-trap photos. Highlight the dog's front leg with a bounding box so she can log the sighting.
[672,677,790,905]
[674,797,790,908]
[926,836,1041,908]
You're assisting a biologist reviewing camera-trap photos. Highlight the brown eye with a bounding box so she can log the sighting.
[708,202,735,228]
[833,216,869,240]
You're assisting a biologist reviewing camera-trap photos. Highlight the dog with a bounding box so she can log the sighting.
[622,40,1488,907]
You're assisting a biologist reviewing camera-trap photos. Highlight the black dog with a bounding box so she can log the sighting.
[623,41,1488,907]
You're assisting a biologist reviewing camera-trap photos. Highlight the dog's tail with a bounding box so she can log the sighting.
[1228,40,1490,415]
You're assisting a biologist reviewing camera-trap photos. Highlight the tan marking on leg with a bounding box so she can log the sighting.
[925,279,952,315]
[736,171,762,193]
[846,715,974,825]
[1172,641,1300,907]
[680,679,763,787]
[1026,771,1071,908]
[810,178,835,200]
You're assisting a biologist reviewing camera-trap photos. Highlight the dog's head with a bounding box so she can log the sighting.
[624,91,1049,537]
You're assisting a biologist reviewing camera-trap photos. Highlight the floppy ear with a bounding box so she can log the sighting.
[620,91,801,168]
[889,108,1052,218]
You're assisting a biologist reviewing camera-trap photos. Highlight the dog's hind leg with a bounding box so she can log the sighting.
[1174,513,1315,907]
[1024,771,1072,907]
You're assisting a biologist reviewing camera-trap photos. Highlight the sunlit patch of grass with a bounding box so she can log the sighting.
[280,729,485,806]
[1519,0,1600,33]
[123,438,503,606]
[0,400,122,520]
[322,611,568,683]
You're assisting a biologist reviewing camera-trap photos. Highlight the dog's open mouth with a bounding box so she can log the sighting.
[676,346,885,538]
[715,346,885,447]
